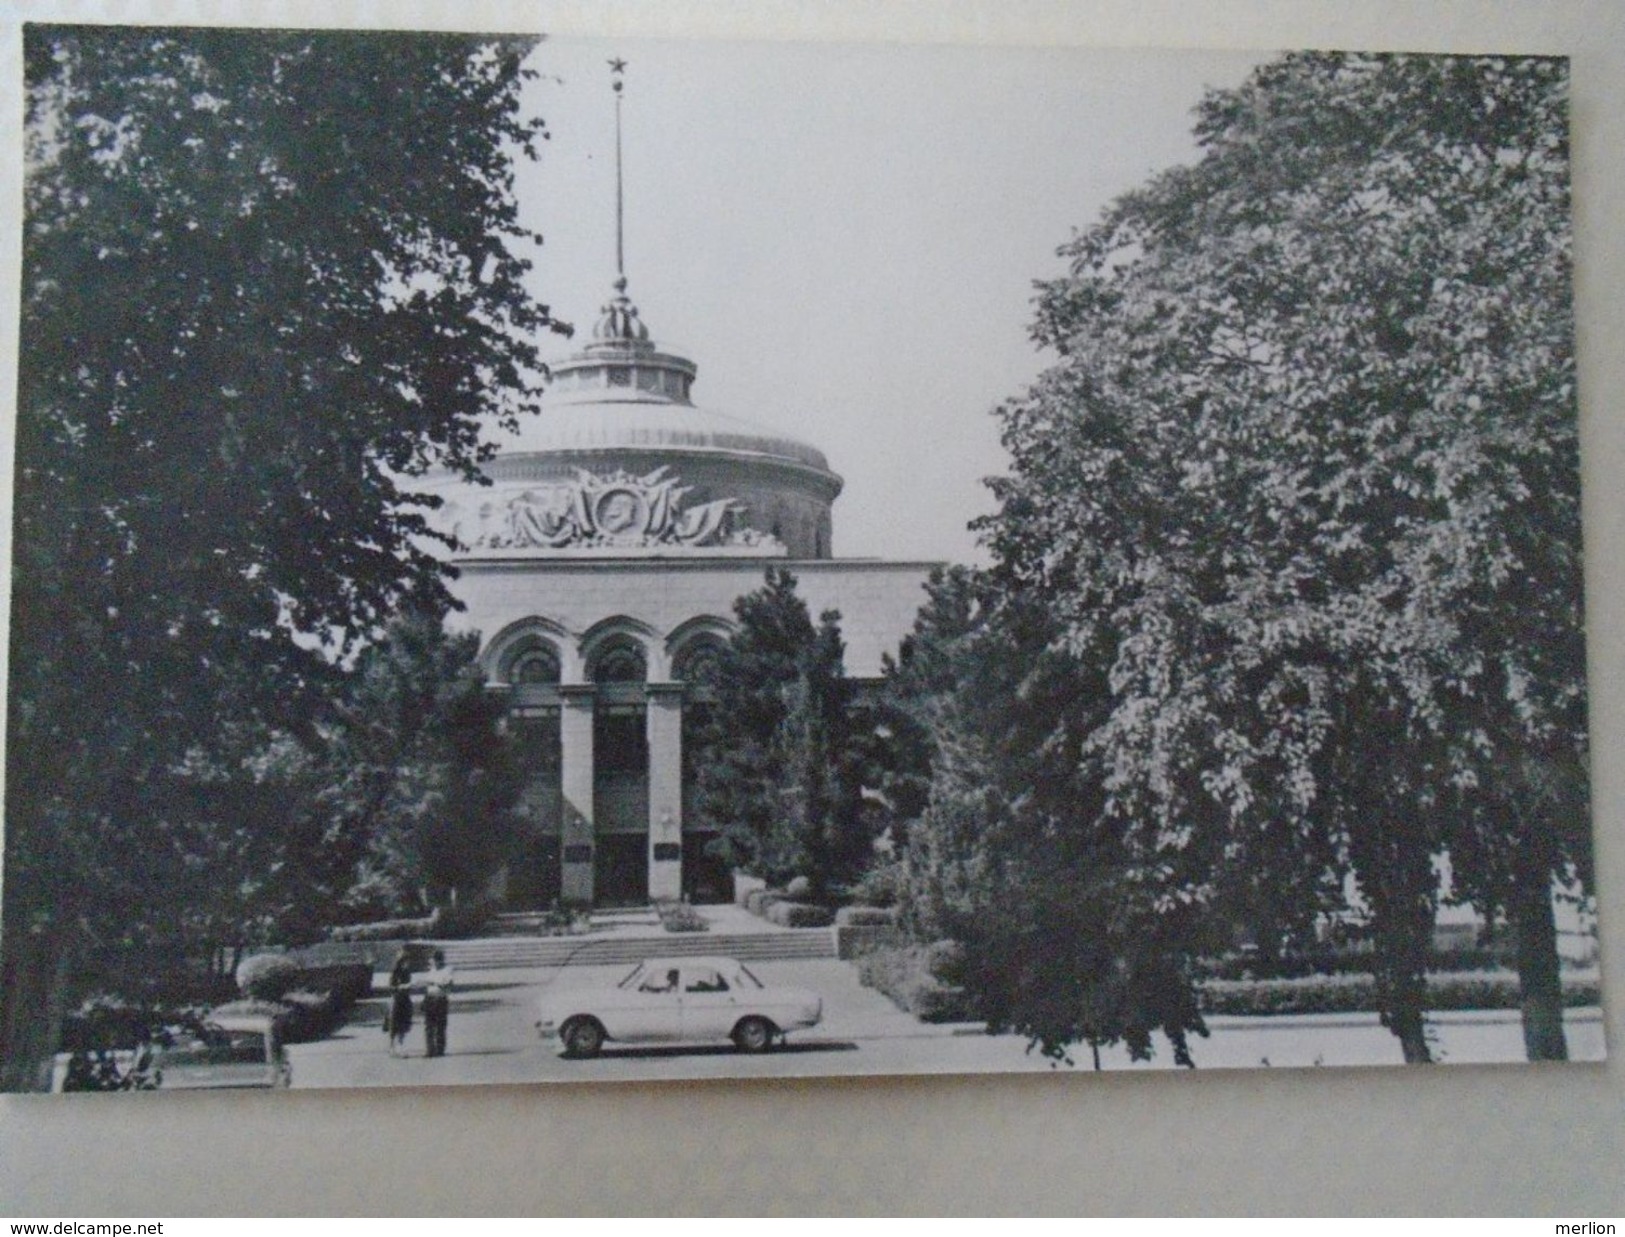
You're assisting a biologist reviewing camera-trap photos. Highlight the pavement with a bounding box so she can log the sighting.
[287,903,1608,1089]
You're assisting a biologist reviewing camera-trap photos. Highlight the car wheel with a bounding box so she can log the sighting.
[560,1017,605,1059]
[733,1016,776,1053]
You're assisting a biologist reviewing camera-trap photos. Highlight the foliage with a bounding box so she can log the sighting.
[763,902,834,929]
[1197,971,1600,1018]
[235,954,302,1002]
[854,944,979,1024]
[655,902,709,933]
[843,858,906,909]
[694,569,879,897]
[5,27,557,1089]
[887,571,1212,1065]
[320,610,524,916]
[834,906,898,927]
[975,52,1584,1063]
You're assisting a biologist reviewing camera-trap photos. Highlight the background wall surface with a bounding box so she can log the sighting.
[1,0,1622,1216]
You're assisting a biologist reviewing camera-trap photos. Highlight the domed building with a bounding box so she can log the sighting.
[421,274,936,908]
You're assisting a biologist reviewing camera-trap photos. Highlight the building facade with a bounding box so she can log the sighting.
[422,279,935,906]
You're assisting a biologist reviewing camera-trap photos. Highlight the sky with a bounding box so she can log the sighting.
[509,37,1268,562]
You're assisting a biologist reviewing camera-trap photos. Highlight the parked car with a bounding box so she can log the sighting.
[155,1013,291,1090]
[535,956,822,1057]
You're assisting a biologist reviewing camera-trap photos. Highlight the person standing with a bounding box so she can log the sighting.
[422,949,454,1058]
[386,947,415,1057]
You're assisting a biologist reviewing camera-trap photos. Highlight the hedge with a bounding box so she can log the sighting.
[834,906,896,927]
[764,901,834,928]
[1198,970,1601,1017]
[855,944,980,1024]
[236,954,302,1001]
[1195,943,1522,982]
[656,902,709,933]
[209,959,374,1043]
[327,900,492,942]
[744,889,791,917]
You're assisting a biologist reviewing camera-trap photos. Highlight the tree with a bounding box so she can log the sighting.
[888,568,1210,1067]
[980,53,1586,1061]
[321,612,522,917]
[694,569,874,898]
[4,27,559,1088]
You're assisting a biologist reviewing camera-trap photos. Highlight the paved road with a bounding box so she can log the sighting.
[284,956,1606,1088]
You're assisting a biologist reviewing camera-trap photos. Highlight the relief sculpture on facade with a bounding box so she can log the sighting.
[447,466,779,552]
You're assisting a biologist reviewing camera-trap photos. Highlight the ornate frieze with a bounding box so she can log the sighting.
[446,466,782,553]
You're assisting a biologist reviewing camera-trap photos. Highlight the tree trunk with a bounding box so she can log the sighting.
[1386,999,1433,1065]
[0,919,73,1092]
[1357,811,1437,1064]
[1512,865,1568,1062]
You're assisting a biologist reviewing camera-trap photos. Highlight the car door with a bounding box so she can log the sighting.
[678,966,740,1041]
[606,965,684,1043]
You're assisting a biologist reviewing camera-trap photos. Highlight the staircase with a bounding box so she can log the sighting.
[431,929,835,971]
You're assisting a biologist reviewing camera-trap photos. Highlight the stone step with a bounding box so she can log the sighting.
[430,929,836,970]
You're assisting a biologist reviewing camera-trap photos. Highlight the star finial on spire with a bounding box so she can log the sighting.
[609,57,627,93]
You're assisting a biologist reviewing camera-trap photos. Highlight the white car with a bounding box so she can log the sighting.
[535,956,822,1057]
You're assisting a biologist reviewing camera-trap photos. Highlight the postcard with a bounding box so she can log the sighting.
[4,27,1602,1096]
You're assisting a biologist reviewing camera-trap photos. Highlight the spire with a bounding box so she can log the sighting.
[591,56,649,346]
[610,57,627,285]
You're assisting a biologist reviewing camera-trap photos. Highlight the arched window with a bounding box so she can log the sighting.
[497,634,563,687]
[513,647,561,685]
[590,639,647,684]
[672,638,726,690]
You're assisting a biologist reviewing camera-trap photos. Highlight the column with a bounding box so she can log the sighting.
[558,685,596,906]
[645,682,685,902]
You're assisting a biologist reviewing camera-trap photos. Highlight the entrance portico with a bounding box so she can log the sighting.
[469,556,936,908]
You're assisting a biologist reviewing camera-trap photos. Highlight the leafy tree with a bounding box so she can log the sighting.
[321,612,521,917]
[4,27,558,1088]
[887,570,1211,1066]
[981,53,1585,1062]
[694,569,874,898]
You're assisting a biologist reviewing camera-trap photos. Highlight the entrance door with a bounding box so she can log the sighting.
[594,834,648,906]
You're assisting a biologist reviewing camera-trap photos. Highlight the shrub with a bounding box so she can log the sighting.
[744,889,790,917]
[435,899,493,940]
[236,953,301,1001]
[297,963,375,1004]
[855,944,980,1023]
[207,997,294,1039]
[835,906,896,927]
[924,939,967,984]
[656,902,709,933]
[785,875,813,899]
[1197,970,1601,1017]
[1194,943,1522,982]
[844,859,905,909]
[764,901,834,928]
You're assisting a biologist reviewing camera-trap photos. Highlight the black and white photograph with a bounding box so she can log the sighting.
[2,20,1607,1106]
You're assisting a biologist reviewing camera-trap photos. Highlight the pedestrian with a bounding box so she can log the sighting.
[386,947,415,1057]
[422,949,454,1058]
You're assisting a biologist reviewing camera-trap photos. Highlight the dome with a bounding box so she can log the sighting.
[427,279,842,560]
[501,391,836,478]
